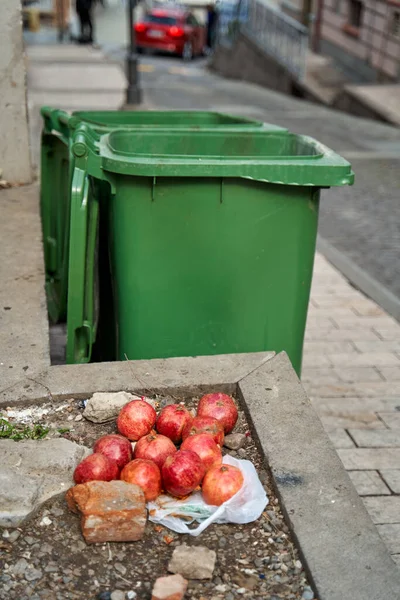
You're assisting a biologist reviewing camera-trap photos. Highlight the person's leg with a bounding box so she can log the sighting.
[77,10,85,39]
[87,10,94,42]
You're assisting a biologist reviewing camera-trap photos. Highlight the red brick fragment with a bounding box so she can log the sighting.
[66,480,146,544]
[151,574,188,600]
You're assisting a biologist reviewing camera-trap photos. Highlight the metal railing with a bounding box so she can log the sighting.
[217,0,308,80]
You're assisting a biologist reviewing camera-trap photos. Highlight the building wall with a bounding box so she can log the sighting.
[321,0,400,81]
[0,0,31,184]
[281,0,400,82]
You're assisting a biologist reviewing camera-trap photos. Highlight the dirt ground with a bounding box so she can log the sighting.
[0,396,315,600]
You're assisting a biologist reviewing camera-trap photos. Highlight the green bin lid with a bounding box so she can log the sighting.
[71,110,268,129]
[99,129,354,187]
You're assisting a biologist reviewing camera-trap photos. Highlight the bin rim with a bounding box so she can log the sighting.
[71,109,267,128]
[98,129,354,187]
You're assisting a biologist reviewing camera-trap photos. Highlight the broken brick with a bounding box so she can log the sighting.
[66,480,146,544]
[151,574,188,600]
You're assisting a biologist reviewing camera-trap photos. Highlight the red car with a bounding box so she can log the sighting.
[134,7,206,61]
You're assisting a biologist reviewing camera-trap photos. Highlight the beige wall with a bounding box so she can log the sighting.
[0,0,31,184]
[321,0,400,80]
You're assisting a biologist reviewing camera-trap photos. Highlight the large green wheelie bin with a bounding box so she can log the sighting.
[65,124,353,375]
[40,107,285,323]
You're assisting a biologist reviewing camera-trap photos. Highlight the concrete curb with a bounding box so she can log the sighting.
[317,236,400,322]
[2,351,399,598]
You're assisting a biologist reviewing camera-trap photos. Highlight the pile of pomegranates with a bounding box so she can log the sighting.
[73,392,244,506]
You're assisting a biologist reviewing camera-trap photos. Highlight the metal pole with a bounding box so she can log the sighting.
[312,0,324,53]
[301,0,312,28]
[126,0,142,105]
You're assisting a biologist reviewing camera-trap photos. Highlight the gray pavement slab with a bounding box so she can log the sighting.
[26,45,105,62]
[0,185,50,390]
[28,64,126,92]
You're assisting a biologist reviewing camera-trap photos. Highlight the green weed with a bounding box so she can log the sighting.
[0,416,49,441]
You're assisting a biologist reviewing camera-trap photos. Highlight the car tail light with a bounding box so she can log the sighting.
[134,23,146,33]
[168,26,184,37]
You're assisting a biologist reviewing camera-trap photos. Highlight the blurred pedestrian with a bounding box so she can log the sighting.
[206,4,217,52]
[76,0,94,44]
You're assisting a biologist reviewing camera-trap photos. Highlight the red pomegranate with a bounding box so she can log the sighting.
[156,404,193,444]
[182,416,224,446]
[120,458,162,502]
[161,450,205,498]
[93,434,132,470]
[202,464,244,506]
[181,433,222,472]
[197,393,238,434]
[117,399,156,441]
[134,432,177,469]
[73,453,119,484]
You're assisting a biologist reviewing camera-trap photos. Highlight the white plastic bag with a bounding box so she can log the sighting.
[147,456,268,536]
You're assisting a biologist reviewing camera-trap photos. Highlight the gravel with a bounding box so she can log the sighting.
[0,396,316,599]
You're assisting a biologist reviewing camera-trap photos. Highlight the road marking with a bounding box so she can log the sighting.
[168,66,188,75]
[138,64,155,72]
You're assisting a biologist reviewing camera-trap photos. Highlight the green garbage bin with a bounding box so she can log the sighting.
[66,125,353,375]
[40,107,284,323]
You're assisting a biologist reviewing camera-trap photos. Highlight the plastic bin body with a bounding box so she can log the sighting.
[66,128,353,375]
[41,130,70,322]
[109,176,318,375]
[40,108,278,323]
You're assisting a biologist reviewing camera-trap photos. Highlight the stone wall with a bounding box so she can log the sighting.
[0,0,31,184]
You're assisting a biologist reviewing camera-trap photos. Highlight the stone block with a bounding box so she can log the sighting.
[301,368,340,384]
[0,438,90,527]
[303,341,356,354]
[83,391,156,423]
[223,433,246,450]
[151,574,188,600]
[363,497,400,525]
[336,367,382,383]
[374,329,400,341]
[328,353,400,367]
[378,367,400,381]
[377,524,400,554]
[378,412,400,429]
[312,397,400,413]
[348,471,390,496]
[305,328,380,341]
[318,413,385,431]
[66,480,146,543]
[354,341,400,353]
[380,470,400,494]
[338,448,400,470]
[327,429,355,449]
[348,429,400,448]
[168,544,216,580]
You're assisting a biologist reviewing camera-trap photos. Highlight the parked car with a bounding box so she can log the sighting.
[134,7,206,60]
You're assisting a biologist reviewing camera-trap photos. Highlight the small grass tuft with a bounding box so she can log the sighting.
[0,416,49,441]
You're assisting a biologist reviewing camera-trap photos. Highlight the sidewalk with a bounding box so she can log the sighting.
[26,44,126,170]
[303,254,400,565]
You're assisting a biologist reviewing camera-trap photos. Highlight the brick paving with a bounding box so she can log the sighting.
[303,252,400,567]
